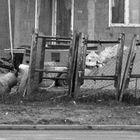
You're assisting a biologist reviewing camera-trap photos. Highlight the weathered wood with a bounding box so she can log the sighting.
[72,33,87,98]
[130,74,140,78]
[27,33,38,97]
[45,44,70,50]
[67,32,79,97]
[35,69,68,74]
[119,35,137,101]
[45,39,71,43]
[42,77,67,80]
[38,35,71,40]
[83,75,116,80]
[125,54,136,88]
[114,33,125,100]
[87,40,120,44]
[39,38,46,83]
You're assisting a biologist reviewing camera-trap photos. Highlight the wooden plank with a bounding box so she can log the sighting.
[130,74,140,78]
[72,33,87,98]
[125,53,136,88]
[27,33,38,97]
[87,46,98,50]
[45,44,70,50]
[4,49,25,54]
[38,35,71,40]
[42,77,67,80]
[114,33,125,100]
[119,35,137,101]
[45,39,71,43]
[83,75,115,80]
[67,32,79,97]
[87,40,120,44]
[39,38,46,83]
[35,69,68,74]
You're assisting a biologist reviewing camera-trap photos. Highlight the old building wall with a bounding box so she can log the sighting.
[94,0,140,46]
[74,0,95,39]
[74,0,140,45]
[0,0,15,50]
[14,0,52,48]
[39,0,52,35]
[14,0,35,48]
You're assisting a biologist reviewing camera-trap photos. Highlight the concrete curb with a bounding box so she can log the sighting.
[0,125,140,131]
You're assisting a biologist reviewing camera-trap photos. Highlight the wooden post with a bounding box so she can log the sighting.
[114,33,125,100]
[72,33,87,98]
[119,35,137,101]
[27,33,38,97]
[39,38,46,83]
[26,0,41,98]
[67,32,79,97]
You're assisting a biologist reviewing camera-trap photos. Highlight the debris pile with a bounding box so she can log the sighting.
[85,44,127,76]
[0,53,17,102]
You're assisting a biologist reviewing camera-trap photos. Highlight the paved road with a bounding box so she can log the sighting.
[0,130,139,140]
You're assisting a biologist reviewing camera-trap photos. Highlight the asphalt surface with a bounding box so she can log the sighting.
[0,130,139,140]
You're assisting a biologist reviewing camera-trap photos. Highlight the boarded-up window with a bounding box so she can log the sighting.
[112,0,124,23]
[56,0,71,36]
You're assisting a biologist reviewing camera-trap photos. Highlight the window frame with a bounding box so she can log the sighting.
[109,0,140,27]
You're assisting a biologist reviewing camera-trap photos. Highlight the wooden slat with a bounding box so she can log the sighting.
[87,46,98,50]
[35,69,68,74]
[87,40,120,44]
[67,32,79,97]
[83,75,116,80]
[38,34,72,40]
[27,33,38,97]
[119,35,137,101]
[39,38,46,83]
[114,33,125,100]
[42,77,67,80]
[45,44,70,50]
[130,74,140,78]
[72,33,87,98]
[45,39,71,43]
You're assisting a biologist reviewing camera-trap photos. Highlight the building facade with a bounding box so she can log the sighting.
[0,0,140,56]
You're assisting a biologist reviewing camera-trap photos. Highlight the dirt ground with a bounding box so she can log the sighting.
[0,88,140,125]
